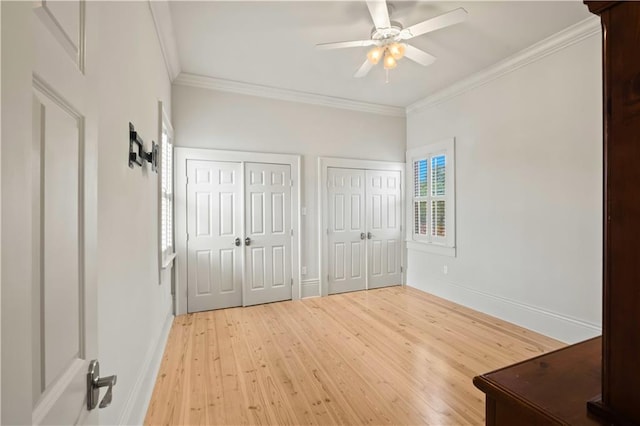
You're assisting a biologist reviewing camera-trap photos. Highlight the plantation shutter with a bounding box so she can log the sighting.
[161,126,173,255]
[412,153,447,243]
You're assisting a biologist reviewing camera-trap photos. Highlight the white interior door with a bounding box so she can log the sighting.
[327,168,366,294]
[244,163,292,306]
[366,170,403,289]
[31,1,98,424]
[186,160,243,312]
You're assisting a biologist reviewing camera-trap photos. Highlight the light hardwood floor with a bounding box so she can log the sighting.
[145,286,563,425]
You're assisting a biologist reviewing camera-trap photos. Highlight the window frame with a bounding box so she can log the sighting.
[406,138,456,256]
[159,102,175,271]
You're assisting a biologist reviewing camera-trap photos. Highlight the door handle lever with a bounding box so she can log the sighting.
[87,360,117,410]
[360,232,366,240]
[367,232,373,240]
[234,237,241,247]
[97,375,117,408]
[245,237,251,246]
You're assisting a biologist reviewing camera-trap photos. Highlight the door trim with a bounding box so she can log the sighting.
[318,157,405,297]
[175,148,301,315]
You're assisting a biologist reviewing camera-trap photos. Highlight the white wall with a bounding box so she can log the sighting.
[406,34,603,344]
[172,85,406,296]
[93,2,173,424]
[0,2,3,419]
[0,1,2,419]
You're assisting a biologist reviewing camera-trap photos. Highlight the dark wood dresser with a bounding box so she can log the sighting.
[475,2,640,425]
[473,338,605,425]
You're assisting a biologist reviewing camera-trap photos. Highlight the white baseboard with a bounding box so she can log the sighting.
[301,279,320,298]
[407,281,601,344]
[118,311,174,425]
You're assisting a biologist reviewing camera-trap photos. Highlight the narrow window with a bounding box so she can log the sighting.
[407,139,455,252]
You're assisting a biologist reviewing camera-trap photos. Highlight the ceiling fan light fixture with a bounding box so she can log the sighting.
[383,51,397,70]
[316,2,467,79]
[367,46,383,64]
[388,42,405,60]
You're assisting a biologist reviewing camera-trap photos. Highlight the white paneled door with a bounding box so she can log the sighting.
[186,160,243,312]
[244,163,292,306]
[366,170,403,289]
[31,1,99,425]
[327,167,402,295]
[185,161,292,311]
[327,168,366,294]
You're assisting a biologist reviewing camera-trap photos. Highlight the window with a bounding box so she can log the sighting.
[407,138,455,255]
[160,105,174,267]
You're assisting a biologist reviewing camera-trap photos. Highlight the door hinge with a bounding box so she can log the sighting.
[186,176,189,185]
[290,179,293,187]
[290,229,293,236]
[326,228,329,235]
[291,278,293,286]
[401,266,404,273]
[186,233,190,241]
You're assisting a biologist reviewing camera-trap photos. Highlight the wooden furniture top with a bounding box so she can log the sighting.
[474,337,606,425]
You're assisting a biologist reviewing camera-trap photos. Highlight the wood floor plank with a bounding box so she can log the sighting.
[263,302,365,425]
[298,297,467,425]
[313,292,483,423]
[246,304,334,425]
[145,286,564,425]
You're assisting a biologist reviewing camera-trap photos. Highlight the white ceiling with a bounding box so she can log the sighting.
[169,1,592,107]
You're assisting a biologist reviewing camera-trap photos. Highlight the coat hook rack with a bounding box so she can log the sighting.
[129,122,157,172]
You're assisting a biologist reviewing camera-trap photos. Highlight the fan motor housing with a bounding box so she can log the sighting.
[371,21,403,42]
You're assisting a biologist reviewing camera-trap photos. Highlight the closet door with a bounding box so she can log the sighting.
[366,170,403,289]
[244,163,292,306]
[186,160,243,312]
[327,168,367,294]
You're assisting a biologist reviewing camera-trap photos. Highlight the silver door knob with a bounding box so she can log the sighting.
[367,232,373,240]
[87,360,117,410]
[360,232,366,240]
[234,237,241,247]
[245,237,251,246]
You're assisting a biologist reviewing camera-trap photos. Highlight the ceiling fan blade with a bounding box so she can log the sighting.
[354,60,374,78]
[316,40,377,50]
[366,0,391,30]
[399,8,468,40]
[404,45,437,67]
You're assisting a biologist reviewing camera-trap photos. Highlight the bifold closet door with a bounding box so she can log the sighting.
[366,170,403,289]
[327,168,367,294]
[186,160,243,312]
[244,163,293,306]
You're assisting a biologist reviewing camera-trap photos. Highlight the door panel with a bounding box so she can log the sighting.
[328,168,366,294]
[31,1,98,424]
[366,170,403,289]
[187,160,243,312]
[244,163,292,306]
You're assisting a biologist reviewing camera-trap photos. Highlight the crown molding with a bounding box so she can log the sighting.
[174,73,406,117]
[406,16,601,115]
[148,1,181,81]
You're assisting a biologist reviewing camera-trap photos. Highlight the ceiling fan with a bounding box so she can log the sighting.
[316,1,468,79]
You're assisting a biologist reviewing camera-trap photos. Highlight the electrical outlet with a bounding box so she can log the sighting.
[302,266,307,275]
[443,265,448,275]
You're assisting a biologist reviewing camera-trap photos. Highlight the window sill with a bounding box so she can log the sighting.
[161,253,176,270]
[406,241,456,257]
